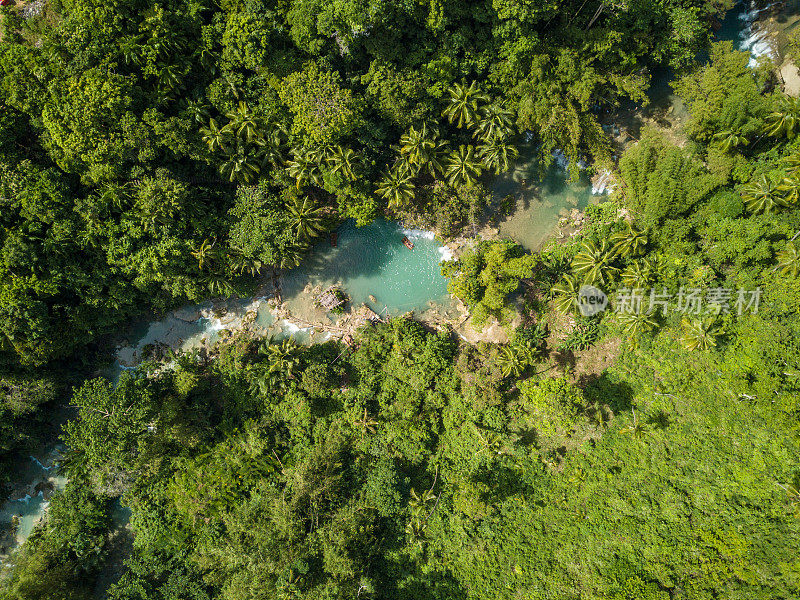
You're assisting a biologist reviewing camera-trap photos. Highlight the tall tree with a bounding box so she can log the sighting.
[376,168,415,208]
[445,145,483,187]
[442,82,489,129]
[287,196,326,241]
[478,139,519,174]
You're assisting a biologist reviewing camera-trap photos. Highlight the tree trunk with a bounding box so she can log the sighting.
[586,4,605,30]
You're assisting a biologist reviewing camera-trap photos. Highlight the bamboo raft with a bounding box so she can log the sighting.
[401,235,414,250]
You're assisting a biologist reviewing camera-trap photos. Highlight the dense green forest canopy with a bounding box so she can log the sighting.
[2,0,800,599]
[0,0,734,367]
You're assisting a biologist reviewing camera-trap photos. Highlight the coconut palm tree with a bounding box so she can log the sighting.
[328,145,357,181]
[200,118,230,153]
[712,130,748,153]
[119,37,143,68]
[408,486,436,517]
[764,96,800,140]
[229,250,263,277]
[224,101,262,143]
[156,63,185,101]
[776,174,800,207]
[183,99,210,124]
[261,338,302,380]
[399,124,448,177]
[278,243,309,270]
[620,409,652,439]
[257,129,287,168]
[572,240,617,285]
[474,103,515,141]
[783,151,800,174]
[309,144,334,166]
[287,196,326,241]
[445,145,483,187]
[644,254,666,281]
[376,168,416,208]
[400,124,434,168]
[681,316,723,351]
[354,408,378,438]
[777,240,800,277]
[419,138,450,178]
[197,46,218,77]
[287,149,322,189]
[478,138,519,174]
[220,148,260,183]
[248,363,277,396]
[610,224,647,258]
[496,344,526,378]
[587,401,612,429]
[205,273,234,298]
[442,81,489,128]
[741,174,787,214]
[472,425,512,458]
[97,181,134,212]
[552,273,580,315]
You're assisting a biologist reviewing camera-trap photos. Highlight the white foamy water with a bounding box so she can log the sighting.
[402,228,436,241]
[1,446,68,561]
[278,320,312,335]
[29,457,51,472]
[551,149,570,171]
[592,169,616,195]
[438,246,454,261]
[738,1,779,67]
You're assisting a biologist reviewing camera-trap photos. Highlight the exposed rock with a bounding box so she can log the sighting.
[7,484,33,502]
[22,0,46,19]
[172,306,204,322]
[34,479,55,500]
[781,61,800,97]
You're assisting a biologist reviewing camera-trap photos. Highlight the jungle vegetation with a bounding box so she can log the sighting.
[1,1,800,599]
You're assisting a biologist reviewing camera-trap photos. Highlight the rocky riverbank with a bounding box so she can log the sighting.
[0,447,66,565]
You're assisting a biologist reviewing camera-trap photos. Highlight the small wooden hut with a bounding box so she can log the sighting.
[316,287,347,312]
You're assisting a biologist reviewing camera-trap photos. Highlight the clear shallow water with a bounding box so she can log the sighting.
[107,1,777,369]
[283,219,452,316]
[4,0,789,571]
[716,0,800,66]
[0,448,67,560]
[108,220,452,373]
[105,0,778,381]
[494,147,599,252]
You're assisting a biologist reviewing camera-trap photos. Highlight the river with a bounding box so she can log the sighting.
[0,0,793,565]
